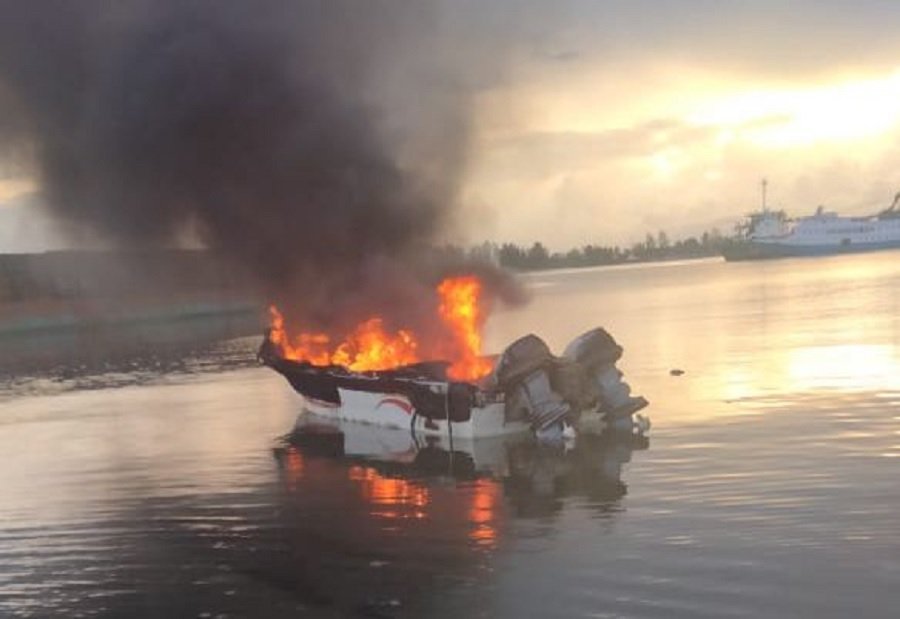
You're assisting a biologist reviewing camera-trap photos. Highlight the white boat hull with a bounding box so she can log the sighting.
[301,388,611,438]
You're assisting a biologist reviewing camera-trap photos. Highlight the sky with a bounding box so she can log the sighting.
[455,0,900,249]
[4,0,900,252]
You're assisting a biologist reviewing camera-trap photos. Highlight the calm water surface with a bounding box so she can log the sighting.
[1,253,898,617]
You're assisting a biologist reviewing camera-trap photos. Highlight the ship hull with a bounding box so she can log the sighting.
[723,239,900,261]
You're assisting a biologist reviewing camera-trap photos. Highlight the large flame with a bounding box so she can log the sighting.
[268,308,419,372]
[268,275,493,381]
[437,275,494,381]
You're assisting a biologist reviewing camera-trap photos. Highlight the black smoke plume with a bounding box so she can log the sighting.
[0,0,521,331]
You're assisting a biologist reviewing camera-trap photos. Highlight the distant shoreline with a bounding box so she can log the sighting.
[452,230,732,273]
[510,254,724,275]
[0,250,262,336]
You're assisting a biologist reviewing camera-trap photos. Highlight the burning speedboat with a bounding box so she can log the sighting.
[260,325,648,441]
[259,275,649,441]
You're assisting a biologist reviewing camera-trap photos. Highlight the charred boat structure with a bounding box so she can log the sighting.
[260,327,649,442]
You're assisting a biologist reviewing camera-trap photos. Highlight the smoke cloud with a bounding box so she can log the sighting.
[0,0,520,330]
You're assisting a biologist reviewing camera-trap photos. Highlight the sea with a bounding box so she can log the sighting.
[1,252,898,618]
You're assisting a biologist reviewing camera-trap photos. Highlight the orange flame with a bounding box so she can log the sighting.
[268,275,494,381]
[268,306,334,365]
[331,318,419,371]
[268,307,418,372]
[437,275,494,381]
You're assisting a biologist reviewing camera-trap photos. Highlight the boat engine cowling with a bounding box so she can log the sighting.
[563,327,648,431]
[490,334,571,438]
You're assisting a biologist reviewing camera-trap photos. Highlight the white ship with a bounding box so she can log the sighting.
[723,185,900,261]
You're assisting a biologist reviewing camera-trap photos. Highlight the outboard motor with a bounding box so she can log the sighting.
[563,328,648,432]
[490,334,570,442]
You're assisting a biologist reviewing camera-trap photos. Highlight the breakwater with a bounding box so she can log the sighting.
[0,250,262,335]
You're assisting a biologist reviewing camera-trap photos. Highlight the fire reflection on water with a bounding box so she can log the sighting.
[349,465,431,521]
[282,446,305,492]
[468,480,501,548]
[276,444,502,548]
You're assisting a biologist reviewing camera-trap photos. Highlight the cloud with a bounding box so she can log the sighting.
[520,1,900,78]
[463,104,900,249]
[451,0,900,248]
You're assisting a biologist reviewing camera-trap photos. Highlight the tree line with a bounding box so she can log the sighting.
[443,229,733,271]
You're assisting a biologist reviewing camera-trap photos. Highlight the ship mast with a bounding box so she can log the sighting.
[761,178,768,212]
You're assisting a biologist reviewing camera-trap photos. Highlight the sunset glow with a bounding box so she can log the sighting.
[688,71,900,148]
[465,56,900,248]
